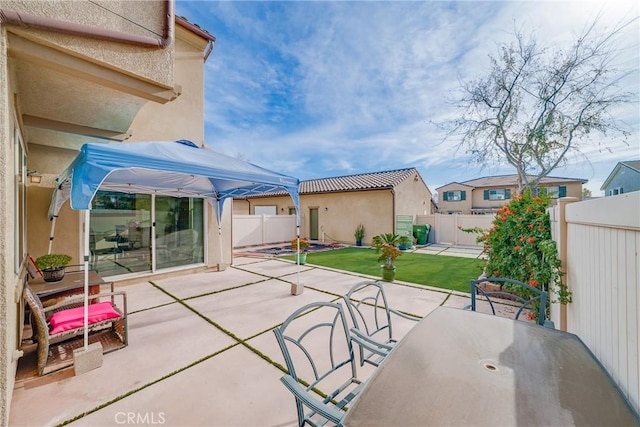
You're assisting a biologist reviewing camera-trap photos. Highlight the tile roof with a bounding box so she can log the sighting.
[301,168,418,193]
[437,174,587,190]
[239,168,419,198]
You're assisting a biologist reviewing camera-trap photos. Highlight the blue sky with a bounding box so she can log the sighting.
[175,1,639,196]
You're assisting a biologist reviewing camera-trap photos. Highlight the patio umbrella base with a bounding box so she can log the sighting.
[73,342,103,376]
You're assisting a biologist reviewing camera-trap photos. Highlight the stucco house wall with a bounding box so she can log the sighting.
[437,183,473,214]
[127,24,207,143]
[1,0,174,87]
[393,171,433,219]
[303,190,394,245]
[1,26,16,425]
[232,169,434,246]
[0,3,211,423]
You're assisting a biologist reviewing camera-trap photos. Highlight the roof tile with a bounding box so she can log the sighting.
[240,168,418,198]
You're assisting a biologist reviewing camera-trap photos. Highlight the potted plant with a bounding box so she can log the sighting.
[34,253,72,282]
[354,223,365,246]
[291,237,310,265]
[398,235,411,250]
[372,233,403,282]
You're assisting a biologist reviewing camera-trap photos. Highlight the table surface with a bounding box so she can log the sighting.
[343,306,639,426]
[28,270,108,297]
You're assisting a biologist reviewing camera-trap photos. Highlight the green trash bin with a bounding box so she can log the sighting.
[413,224,430,245]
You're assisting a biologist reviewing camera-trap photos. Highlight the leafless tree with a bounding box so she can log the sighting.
[446,17,637,192]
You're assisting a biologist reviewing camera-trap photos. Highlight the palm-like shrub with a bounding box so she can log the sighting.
[372,233,403,268]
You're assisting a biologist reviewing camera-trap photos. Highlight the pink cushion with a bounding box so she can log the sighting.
[49,302,121,335]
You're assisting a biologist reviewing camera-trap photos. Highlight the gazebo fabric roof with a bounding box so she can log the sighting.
[48,140,300,221]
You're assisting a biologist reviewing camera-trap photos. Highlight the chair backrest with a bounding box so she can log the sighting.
[343,281,394,343]
[470,277,548,325]
[274,301,357,388]
[23,285,50,348]
[273,301,357,424]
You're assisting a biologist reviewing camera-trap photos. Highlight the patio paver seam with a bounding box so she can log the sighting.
[60,341,242,426]
[149,282,249,344]
[179,277,272,302]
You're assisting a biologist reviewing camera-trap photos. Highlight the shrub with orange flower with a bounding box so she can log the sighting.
[462,189,572,322]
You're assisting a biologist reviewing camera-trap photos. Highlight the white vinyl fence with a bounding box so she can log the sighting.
[416,214,495,246]
[233,214,297,247]
[234,213,497,248]
[549,193,640,413]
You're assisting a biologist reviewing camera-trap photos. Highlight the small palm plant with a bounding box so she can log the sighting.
[372,233,403,269]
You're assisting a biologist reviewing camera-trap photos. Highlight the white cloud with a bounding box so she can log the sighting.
[177,0,639,188]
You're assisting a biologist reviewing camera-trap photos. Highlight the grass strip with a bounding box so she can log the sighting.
[283,247,484,293]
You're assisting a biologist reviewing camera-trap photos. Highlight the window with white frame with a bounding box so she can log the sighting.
[484,189,511,200]
[536,186,567,198]
[609,188,623,196]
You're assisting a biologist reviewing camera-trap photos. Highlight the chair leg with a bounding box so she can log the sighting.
[37,341,49,376]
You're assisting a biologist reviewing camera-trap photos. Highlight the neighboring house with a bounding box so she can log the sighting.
[233,168,435,245]
[436,175,587,215]
[601,160,640,196]
[1,2,216,423]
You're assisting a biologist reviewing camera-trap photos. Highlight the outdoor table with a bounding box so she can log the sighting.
[343,306,639,426]
[28,269,111,302]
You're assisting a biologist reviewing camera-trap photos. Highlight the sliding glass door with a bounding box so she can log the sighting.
[90,191,203,276]
[154,196,204,269]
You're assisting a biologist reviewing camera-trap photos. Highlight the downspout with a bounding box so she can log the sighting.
[391,188,396,233]
[0,0,174,48]
[175,16,216,61]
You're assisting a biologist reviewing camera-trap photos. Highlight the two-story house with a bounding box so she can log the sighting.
[1,2,215,422]
[601,160,640,196]
[436,175,587,215]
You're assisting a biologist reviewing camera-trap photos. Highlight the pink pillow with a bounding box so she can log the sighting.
[49,302,121,335]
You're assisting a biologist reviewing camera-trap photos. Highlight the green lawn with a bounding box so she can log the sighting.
[284,247,485,293]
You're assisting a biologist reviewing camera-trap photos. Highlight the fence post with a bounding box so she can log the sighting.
[556,197,578,331]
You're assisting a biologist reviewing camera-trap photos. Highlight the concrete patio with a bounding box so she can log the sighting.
[10,255,475,426]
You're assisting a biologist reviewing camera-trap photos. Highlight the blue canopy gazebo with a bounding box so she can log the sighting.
[47,140,302,353]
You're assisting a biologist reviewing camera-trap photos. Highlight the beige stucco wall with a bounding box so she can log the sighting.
[234,191,394,245]
[559,182,583,199]
[127,24,206,142]
[0,0,174,87]
[301,191,394,245]
[393,170,433,217]
[0,5,212,422]
[470,186,517,209]
[1,25,13,427]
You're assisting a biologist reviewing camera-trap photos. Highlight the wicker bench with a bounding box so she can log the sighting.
[23,284,128,375]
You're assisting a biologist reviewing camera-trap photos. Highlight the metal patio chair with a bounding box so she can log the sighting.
[343,281,421,367]
[273,301,365,427]
[469,277,554,327]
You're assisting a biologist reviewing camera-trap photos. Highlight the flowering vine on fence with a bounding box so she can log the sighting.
[463,189,572,313]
